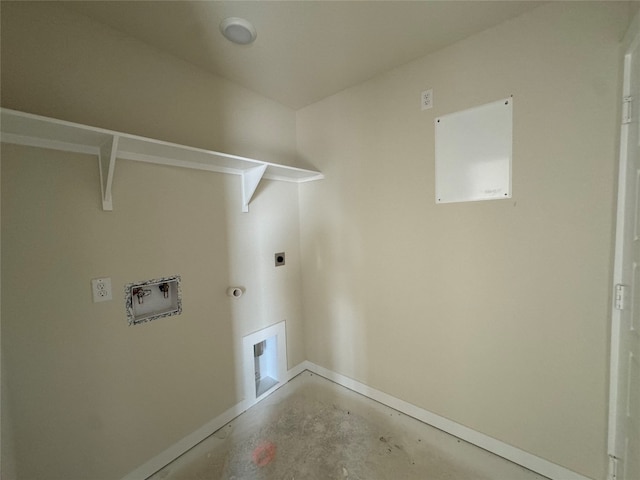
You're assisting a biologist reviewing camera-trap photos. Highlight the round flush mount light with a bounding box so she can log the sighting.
[220,17,257,45]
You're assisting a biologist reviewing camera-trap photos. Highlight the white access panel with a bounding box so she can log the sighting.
[435,97,513,204]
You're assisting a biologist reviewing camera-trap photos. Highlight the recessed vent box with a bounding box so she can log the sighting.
[125,275,182,325]
[242,321,287,406]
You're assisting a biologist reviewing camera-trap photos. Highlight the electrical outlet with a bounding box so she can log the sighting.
[91,277,112,303]
[421,89,433,110]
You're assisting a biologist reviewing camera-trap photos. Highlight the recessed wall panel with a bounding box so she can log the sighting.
[435,98,513,204]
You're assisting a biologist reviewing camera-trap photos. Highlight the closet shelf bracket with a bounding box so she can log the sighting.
[241,164,268,213]
[99,135,119,211]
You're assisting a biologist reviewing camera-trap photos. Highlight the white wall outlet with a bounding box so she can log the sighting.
[421,89,433,110]
[91,277,112,303]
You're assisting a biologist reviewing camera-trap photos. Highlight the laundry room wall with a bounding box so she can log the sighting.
[296,3,631,479]
[1,3,306,479]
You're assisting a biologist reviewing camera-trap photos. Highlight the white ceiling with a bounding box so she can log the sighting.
[63,1,543,110]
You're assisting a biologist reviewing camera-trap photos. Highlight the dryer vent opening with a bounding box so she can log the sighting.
[243,321,287,405]
[253,337,278,397]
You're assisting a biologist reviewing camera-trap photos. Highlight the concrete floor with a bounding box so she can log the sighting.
[149,372,549,480]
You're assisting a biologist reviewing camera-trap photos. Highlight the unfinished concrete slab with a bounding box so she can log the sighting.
[149,372,548,480]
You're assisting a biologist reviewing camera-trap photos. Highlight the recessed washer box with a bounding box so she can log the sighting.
[125,275,182,325]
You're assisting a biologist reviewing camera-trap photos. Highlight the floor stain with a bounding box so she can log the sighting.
[252,441,276,467]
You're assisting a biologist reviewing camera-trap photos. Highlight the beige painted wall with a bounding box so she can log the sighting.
[1,3,304,479]
[0,2,298,167]
[296,3,630,479]
[1,1,634,479]
[0,123,16,480]
[1,358,16,480]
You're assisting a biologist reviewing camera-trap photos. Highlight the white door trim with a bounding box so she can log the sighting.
[608,8,640,469]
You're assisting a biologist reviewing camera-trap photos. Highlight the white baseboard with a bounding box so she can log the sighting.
[285,359,309,381]
[302,361,592,480]
[123,361,592,480]
[120,400,245,480]
[121,361,311,480]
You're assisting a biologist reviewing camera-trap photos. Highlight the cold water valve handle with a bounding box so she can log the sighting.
[159,283,170,298]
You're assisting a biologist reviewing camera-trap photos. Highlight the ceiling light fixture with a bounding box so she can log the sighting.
[220,17,257,45]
